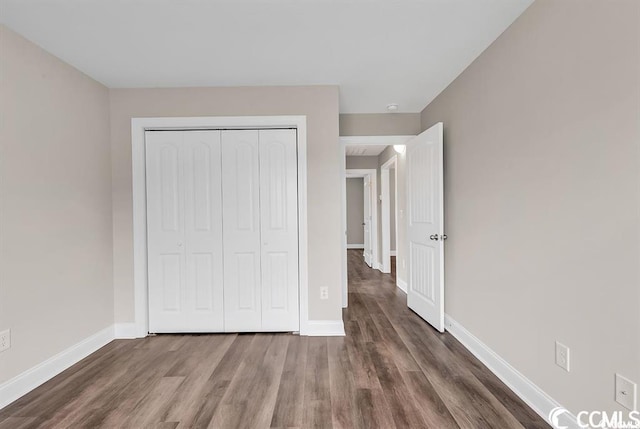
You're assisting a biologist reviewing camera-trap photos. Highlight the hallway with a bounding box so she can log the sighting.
[0,250,548,428]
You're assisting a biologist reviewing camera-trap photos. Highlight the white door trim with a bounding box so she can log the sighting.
[131,116,309,337]
[340,136,415,307]
[340,135,416,146]
[380,155,397,274]
[344,169,378,276]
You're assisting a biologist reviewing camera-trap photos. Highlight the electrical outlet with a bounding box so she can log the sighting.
[615,373,637,411]
[555,341,570,372]
[320,286,329,300]
[402,259,406,269]
[0,329,10,352]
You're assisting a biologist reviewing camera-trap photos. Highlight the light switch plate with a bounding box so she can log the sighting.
[615,373,637,411]
[555,341,570,372]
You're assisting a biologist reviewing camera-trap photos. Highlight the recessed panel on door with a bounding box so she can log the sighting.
[222,130,262,331]
[259,129,299,331]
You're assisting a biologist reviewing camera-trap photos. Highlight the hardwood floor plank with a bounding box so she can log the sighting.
[302,338,332,429]
[365,341,428,429]
[327,337,357,429]
[190,334,256,428]
[270,336,309,428]
[162,335,236,427]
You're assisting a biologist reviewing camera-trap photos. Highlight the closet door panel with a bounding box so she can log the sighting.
[222,130,262,331]
[146,131,187,332]
[183,131,224,331]
[259,129,299,331]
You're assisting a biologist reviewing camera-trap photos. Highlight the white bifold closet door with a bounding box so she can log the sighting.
[146,130,224,333]
[222,129,299,332]
[147,128,299,333]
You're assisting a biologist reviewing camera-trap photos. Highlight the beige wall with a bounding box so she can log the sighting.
[346,178,364,245]
[345,155,378,170]
[340,113,421,136]
[420,0,640,415]
[0,26,113,383]
[109,86,342,323]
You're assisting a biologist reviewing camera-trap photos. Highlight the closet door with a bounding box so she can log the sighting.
[147,131,224,332]
[222,130,262,331]
[259,130,299,331]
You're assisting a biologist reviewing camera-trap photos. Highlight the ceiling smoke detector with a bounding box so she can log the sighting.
[386,103,399,112]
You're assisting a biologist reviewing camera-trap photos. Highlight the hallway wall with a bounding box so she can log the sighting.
[346,178,365,246]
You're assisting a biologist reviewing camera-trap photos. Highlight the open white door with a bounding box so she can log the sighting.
[406,122,445,332]
[363,176,373,267]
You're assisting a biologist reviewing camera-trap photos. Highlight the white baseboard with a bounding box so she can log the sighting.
[390,250,397,256]
[397,278,407,293]
[346,244,364,249]
[304,320,345,336]
[0,325,115,410]
[444,315,579,429]
[114,323,139,339]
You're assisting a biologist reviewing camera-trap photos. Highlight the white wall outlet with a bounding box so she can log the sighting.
[0,329,10,352]
[615,373,637,411]
[320,286,329,300]
[555,341,570,372]
[402,259,406,269]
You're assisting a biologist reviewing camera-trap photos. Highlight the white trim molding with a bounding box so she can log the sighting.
[305,320,346,336]
[114,323,138,339]
[347,244,365,249]
[344,168,378,285]
[444,315,580,429]
[390,250,397,256]
[131,116,310,337]
[340,135,415,309]
[340,135,416,146]
[397,278,407,293]
[380,155,398,274]
[0,326,115,410]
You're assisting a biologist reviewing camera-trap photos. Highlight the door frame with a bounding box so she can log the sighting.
[380,155,398,274]
[131,116,308,337]
[345,169,378,270]
[340,135,414,308]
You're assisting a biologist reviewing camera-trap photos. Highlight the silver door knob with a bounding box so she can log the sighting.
[429,234,439,241]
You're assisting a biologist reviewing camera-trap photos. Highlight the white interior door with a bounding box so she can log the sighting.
[146,130,224,332]
[222,130,262,332]
[406,122,445,332]
[259,129,299,331]
[363,176,373,267]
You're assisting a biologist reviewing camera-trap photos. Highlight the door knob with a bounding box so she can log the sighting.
[429,234,439,241]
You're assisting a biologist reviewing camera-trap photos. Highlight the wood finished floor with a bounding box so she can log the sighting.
[0,250,549,429]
